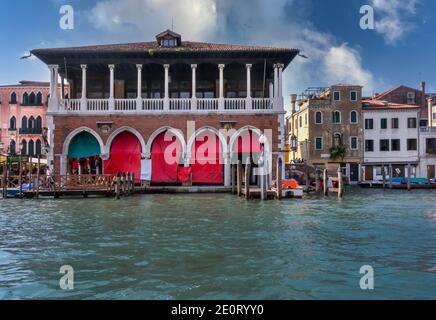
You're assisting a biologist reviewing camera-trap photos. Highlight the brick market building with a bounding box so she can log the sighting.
[31,30,299,185]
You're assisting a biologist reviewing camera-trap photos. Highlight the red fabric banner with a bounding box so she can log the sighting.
[234,131,262,153]
[177,167,192,183]
[191,134,223,184]
[151,132,182,183]
[104,132,142,182]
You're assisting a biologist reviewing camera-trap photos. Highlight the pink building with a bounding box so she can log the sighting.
[0,81,50,156]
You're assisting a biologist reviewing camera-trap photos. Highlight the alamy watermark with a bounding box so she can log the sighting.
[60,5,74,30]
[359,265,374,290]
[360,5,375,30]
[60,265,74,290]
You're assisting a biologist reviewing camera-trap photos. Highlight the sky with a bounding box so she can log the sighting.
[1,0,435,103]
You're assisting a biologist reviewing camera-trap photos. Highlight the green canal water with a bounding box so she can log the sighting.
[0,188,435,300]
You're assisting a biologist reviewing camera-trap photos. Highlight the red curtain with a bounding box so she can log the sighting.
[192,134,223,184]
[104,132,142,182]
[234,131,262,153]
[151,132,182,183]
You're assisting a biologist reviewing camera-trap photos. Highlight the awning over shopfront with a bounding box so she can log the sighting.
[68,132,101,159]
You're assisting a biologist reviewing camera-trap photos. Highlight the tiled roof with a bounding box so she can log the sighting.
[32,41,299,55]
[0,80,50,88]
[373,85,421,100]
[362,99,421,110]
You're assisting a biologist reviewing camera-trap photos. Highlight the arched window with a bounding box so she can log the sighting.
[10,92,17,104]
[36,139,42,156]
[29,92,36,105]
[315,111,323,124]
[28,140,35,157]
[29,116,36,130]
[21,140,28,156]
[22,92,29,105]
[334,133,343,147]
[36,92,43,105]
[36,116,42,130]
[21,116,28,130]
[332,111,341,124]
[9,116,16,130]
[9,140,16,155]
[350,110,358,124]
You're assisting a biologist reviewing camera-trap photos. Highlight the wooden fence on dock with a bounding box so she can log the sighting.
[1,173,135,199]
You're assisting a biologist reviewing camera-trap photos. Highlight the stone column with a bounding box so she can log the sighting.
[164,64,170,111]
[80,64,87,111]
[277,63,284,111]
[246,64,252,110]
[273,64,279,99]
[136,64,143,110]
[48,65,59,112]
[191,64,197,110]
[108,64,115,111]
[224,152,231,187]
[218,64,225,110]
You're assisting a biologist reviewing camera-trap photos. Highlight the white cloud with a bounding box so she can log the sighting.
[88,0,378,100]
[90,0,218,41]
[370,0,419,44]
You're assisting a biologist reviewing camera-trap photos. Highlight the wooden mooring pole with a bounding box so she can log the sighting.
[338,166,344,199]
[276,158,283,200]
[382,165,386,189]
[315,169,320,193]
[237,160,242,197]
[245,158,251,200]
[115,174,121,200]
[323,169,328,196]
[389,164,393,190]
[36,156,40,199]
[2,161,7,199]
[407,164,411,191]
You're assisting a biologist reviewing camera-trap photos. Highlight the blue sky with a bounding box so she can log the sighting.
[0,0,435,98]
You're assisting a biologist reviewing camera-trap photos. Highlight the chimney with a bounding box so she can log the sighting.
[421,81,426,95]
[429,97,433,128]
[290,94,297,114]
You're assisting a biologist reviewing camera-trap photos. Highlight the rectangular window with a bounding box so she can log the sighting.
[433,113,436,120]
[380,139,390,152]
[407,139,417,151]
[315,137,323,150]
[365,140,374,152]
[365,118,374,130]
[333,91,340,101]
[391,118,399,129]
[350,91,357,101]
[391,139,401,151]
[408,118,417,128]
[426,138,436,154]
[350,137,358,150]
[381,118,388,129]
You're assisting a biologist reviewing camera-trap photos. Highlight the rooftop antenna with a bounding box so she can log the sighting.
[171,18,174,31]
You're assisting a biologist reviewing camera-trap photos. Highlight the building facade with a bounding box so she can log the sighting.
[362,100,420,181]
[288,85,363,183]
[31,30,299,185]
[0,81,51,157]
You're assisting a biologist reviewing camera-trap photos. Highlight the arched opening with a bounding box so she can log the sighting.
[21,116,28,130]
[36,139,42,156]
[104,131,142,182]
[232,129,263,186]
[28,140,35,157]
[151,131,183,184]
[36,92,43,105]
[36,116,42,130]
[21,140,28,156]
[191,131,224,185]
[29,92,36,105]
[9,140,16,155]
[68,131,102,175]
[28,116,36,130]
[9,116,16,130]
[10,92,17,104]
[22,92,29,105]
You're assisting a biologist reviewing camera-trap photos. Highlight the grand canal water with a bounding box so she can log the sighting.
[0,188,435,300]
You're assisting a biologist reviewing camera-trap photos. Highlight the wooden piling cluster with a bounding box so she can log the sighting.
[319,166,344,199]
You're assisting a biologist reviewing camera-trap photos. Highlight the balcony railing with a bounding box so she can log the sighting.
[19,128,43,135]
[54,98,277,114]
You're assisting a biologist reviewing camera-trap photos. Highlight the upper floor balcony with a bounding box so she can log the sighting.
[48,62,284,115]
